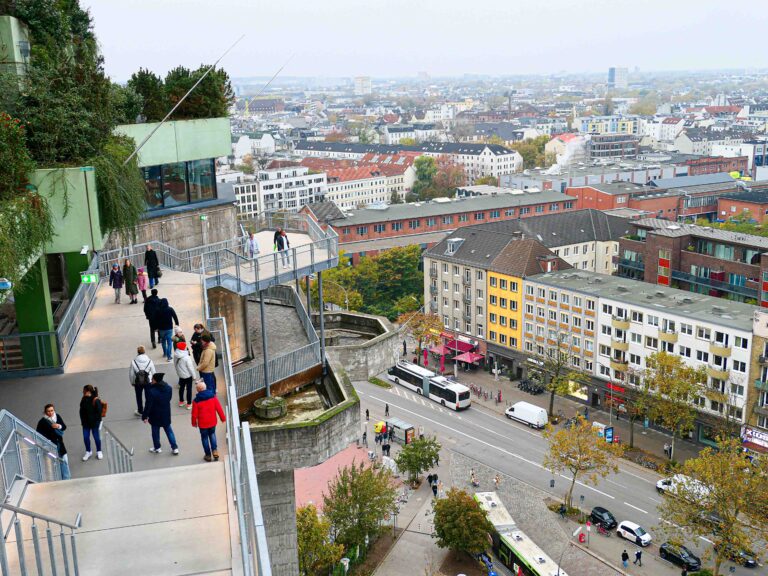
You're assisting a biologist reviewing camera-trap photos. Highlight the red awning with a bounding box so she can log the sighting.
[445,339,474,353]
[454,351,485,364]
[743,441,768,454]
[429,344,451,355]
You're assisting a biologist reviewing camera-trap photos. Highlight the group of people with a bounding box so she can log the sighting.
[427,473,443,498]
[620,548,642,568]
[107,246,162,305]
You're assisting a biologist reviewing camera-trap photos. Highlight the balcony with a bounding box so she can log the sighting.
[429,285,438,296]
[611,338,629,352]
[709,342,731,357]
[462,276,472,286]
[463,294,472,304]
[615,257,645,272]
[429,301,437,313]
[754,404,768,417]
[610,358,629,372]
[759,355,768,365]
[429,268,438,278]
[670,270,758,299]
[659,330,678,344]
[611,315,630,330]
[707,365,729,380]
[462,313,472,322]
[755,379,768,392]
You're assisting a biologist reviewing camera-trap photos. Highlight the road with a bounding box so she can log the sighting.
[356,378,766,575]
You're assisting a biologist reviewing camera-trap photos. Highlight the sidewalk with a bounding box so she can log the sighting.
[415,351,702,464]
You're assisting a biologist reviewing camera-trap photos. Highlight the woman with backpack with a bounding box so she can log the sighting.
[80,385,103,461]
[129,346,156,416]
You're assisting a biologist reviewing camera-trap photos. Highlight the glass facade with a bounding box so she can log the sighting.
[142,158,217,210]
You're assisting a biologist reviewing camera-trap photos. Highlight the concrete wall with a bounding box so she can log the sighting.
[114,118,231,167]
[258,470,298,576]
[207,287,250,364]
[313,312,400,381]
[0,16,30,78]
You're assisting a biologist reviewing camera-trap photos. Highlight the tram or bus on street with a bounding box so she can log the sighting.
[386,361,471,410]
[474,492,569,576]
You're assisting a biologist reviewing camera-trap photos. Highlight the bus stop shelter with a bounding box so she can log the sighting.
[385,417,415,445]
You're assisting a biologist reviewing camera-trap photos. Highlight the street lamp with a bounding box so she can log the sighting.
[322,278,349,310]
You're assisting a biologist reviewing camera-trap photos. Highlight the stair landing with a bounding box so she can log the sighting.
[5,462,233,576]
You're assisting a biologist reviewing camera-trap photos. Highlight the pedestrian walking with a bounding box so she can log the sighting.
[365,408,369,421]
[153,298,179,361]
[144,245,160,288]
[419,424,424,439]
[172,326,186,351]
[247,232,260,259]
[427,474,434,485]
[621,550,629,569]
[79,385,103,461]
[276,229,291,268]
[191,381,225,462]
[143,372,179,455]
[144,289,161,349]
[122,258,139,304]
[584,406,589,420]
[108,263,123,303]
[435,452,439,466]
[634,549,642,566]
[137,267,149,302]
[385,403,389,417]
[493,473,501,489]
[664,443,670,458]
[272,226,283,248]
[174,341,197,409]
[383,441,390,456]
[197,334,218,395]
[389,428,394,442]
[362,431,367,447]
[36,404,70,480]
[403,340,407,356]
[190,323,214,365]
[130,346,156,416]
[431,481,438,497]
[437,480,444,498]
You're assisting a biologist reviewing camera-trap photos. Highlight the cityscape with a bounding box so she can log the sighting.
[1,2,768,576]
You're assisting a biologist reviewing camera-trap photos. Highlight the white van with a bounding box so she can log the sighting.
[505,401,548,429]
[656,474,710,501]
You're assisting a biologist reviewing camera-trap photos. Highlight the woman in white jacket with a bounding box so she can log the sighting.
[173,342,198,409]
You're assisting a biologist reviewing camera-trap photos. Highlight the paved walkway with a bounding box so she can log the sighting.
[0,270,228,478]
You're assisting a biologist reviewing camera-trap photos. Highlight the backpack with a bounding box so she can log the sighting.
[133,359,150,387]
[93,397,108,418]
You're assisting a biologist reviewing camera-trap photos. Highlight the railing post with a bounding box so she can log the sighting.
[235,255,242,294]
[259,290,271,397]
[47,526,58,576]
[60,527,70,576]
[0,516,9,576]
[70,530,79,576]
[31,522,44,576]
[14,518,27,575]
[317,272,327,375]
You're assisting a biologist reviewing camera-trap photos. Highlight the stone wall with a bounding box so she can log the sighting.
[258,470,298,576]
[206,287,250,364]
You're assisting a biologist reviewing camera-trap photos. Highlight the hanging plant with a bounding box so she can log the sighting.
[0,112,36,201]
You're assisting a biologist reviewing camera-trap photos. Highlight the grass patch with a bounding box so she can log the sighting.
[368,376,391,389]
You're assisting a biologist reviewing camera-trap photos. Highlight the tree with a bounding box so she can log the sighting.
[449,122,473,142]
[324,132,347,142]
[394,437,441,484]
[536,334,589,420]
[389,190,402,204]
[399,137,417,146]
[127,68,166,122]
[623,369,655,449]
[396,311,443,355]
[644,351,705,461]
[110,83,144,125]
[432,488,493,555]
[510,135,550,170]
[412,156,437,199]
[543,415,624,509]
[657,438,768,576]
[629,95,659,116]
[296,504,344,576]
[323,462,397,550]
[474,175,499,186]
[431,157,466,198]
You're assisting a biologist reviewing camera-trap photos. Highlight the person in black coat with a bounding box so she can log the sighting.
[153,298,180,361]
[143,289,161,348]
[190,323,215,365]
[36,404,71,479]
[79,385,103,461]
[144,245,160,288]
[142,373,179,454]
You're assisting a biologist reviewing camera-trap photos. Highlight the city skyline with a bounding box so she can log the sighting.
[84,0,768,81]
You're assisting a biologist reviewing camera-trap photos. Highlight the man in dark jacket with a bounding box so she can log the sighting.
[36,404,71,479]
[143,289,161,349]
[144,245,160,288]
[142,373,179,454]
[153,298,180,361]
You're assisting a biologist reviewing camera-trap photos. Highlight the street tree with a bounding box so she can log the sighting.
[323,462,397,550]
[432,488,494,555]
[396,311,443,355]
[399,137,417,146]
[474,175,499,186]
[657,438,768,576]
[412,156,438,199]
[296,504,344,576]
[395,436,441,485]
[537,334,589,420]
[543,415,624,509]
[623,369,655,449]
[644,351,705,460]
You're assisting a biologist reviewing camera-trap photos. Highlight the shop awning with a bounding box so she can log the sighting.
[445,339,474,353]
[429,344,451,355]
[743,441,768,454]
[454,351,485,364]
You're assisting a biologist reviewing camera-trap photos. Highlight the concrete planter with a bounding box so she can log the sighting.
[252,396,287,420]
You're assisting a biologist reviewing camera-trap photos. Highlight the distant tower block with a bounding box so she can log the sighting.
[607,67,628,90]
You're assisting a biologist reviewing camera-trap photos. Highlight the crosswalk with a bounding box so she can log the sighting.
[388,386,463,419]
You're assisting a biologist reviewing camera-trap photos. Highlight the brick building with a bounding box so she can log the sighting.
[616,218,768,305]
[685,155,749,176]
[716,189,768,224]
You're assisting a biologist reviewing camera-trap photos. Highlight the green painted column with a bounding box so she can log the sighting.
[63,251,90,298]
[14,257,59,368]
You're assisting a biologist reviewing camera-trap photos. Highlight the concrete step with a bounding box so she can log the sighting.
[4,462,233,576]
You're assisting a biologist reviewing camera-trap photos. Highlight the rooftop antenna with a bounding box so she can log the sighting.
[124,35,252,165]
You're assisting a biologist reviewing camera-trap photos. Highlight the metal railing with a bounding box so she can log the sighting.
[0,502,81,576]
[0,332,58,372]
[670,269,758,298]
[202,273,271,575]
[56,254,101,365]
[0,411,64,502]
[102,425,134,475]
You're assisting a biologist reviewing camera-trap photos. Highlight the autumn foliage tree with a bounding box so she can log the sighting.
[432,488,493,555]
[536,334,588,420]
[396,311,443,355]
[543,415,624,509]
[296,504,344,575]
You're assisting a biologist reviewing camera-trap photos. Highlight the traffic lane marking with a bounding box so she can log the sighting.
[624,502,648,514]
[366,392,615,500]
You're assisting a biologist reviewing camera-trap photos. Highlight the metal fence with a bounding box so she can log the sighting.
[0,332,58,372]
[102,425,134,474]
[202,274,271,576]
[0,410,63,502]
[57,254,101,365]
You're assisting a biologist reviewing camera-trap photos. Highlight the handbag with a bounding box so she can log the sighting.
[156,268,163,278]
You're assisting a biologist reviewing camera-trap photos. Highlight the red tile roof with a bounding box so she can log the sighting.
[326,166,385,182]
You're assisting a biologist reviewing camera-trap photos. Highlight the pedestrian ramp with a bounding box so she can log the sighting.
[2,462,237,575]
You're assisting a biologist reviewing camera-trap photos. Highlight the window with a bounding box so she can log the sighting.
[572,335,581,348]
[586,319,594,331]
[573,296,582,308]
[409,219,420,229]
[662,319,676,333]
[490,313,497,323]
[549,290,557,301]
[499,279,508,290]
[188,159,216,203]
[560,313,569,324]
[537,307,545,318]
[537,288,546,298]
[679,346,691,358]
[586,299,596,311]
[599,364,611,376]
[697,327,711,341]
[477,289,484,299]
[525,304,533,314]
[661,341,674,353]
[499,334,507,344]
[392,222,403,231]
[374,223,386,233]
[601,325,612,336]
[453,283,459,293]
[645,336,658,350]
[602,304,613,315]
[631,332,642,344]
[564,247,570,256]
[443,263,448,273]
[631,310,643,323]
[474,212,485,221]
[426,217,436,227]
[731,383,745,396]
[646,315,659,327]
[500,316,507,327]
[526,285,534,296]
[356,226,368,235]
[442,216,453,225]
[585,340,594,352]
[599,344,611,357]
[477,270,483,281]
[490,277,497,288]
[681,323,693,335]
[535,205,544,213]
[548,310,557,320]
[510,281,518,292]
[490,210,500,218]
[732,360,746,373]
[630,353,641,365]
[453,266,459,276]
[442,281,448,291]
[500,298,508,309]
[490,295,497,305]
[160,162,189,207]
[489,330,497,341]
[459,214,468,222]
[734,336,748,349]
[696,350,709,363]
[573,317,582,328]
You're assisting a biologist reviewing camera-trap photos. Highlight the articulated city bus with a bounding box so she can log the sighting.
[386,361,471,410]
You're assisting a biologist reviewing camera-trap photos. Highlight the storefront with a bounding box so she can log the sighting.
[741,425,768,459]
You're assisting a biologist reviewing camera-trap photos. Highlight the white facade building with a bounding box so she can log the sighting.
[325,170,388,210]
[235,166,327,218]
[353,76,372,96]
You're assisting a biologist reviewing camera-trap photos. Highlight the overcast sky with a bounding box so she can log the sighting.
[83,0,767,81]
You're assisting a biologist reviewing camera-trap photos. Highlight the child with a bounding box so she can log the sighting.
[137,267,149,301]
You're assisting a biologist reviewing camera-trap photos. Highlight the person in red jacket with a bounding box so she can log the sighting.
[190,381,226,462]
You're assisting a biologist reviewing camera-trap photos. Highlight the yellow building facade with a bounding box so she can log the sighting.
[486,271,524,352]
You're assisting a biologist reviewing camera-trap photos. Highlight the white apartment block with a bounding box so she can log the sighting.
[326,171,388,210]
[524,270,757,441]
[353,76,372,96]
[235,166,327,217]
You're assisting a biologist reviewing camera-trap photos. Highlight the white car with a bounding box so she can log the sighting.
[617,520,652,547]
[656,474,710,501]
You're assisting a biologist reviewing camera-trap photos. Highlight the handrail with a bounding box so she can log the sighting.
[102,424,134,475]
[102,424,133,456]
[0,502,81,530]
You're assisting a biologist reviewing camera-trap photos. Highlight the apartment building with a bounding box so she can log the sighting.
[234,166,327,218]
[674,129,747,156]
[748,310,768,446]
[616,217,768,305]
[525,270,757,447]
[325,167,388,210]
[586,133,640,160]
[572,115,640,135]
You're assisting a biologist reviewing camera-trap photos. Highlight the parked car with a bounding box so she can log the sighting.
[715,544,758,568]
[656,474,710,501]
[504,401,548,429]
[589,506,617,529]
[659,542,701,571]
[616,520,652,546]
[696,510,724,533]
